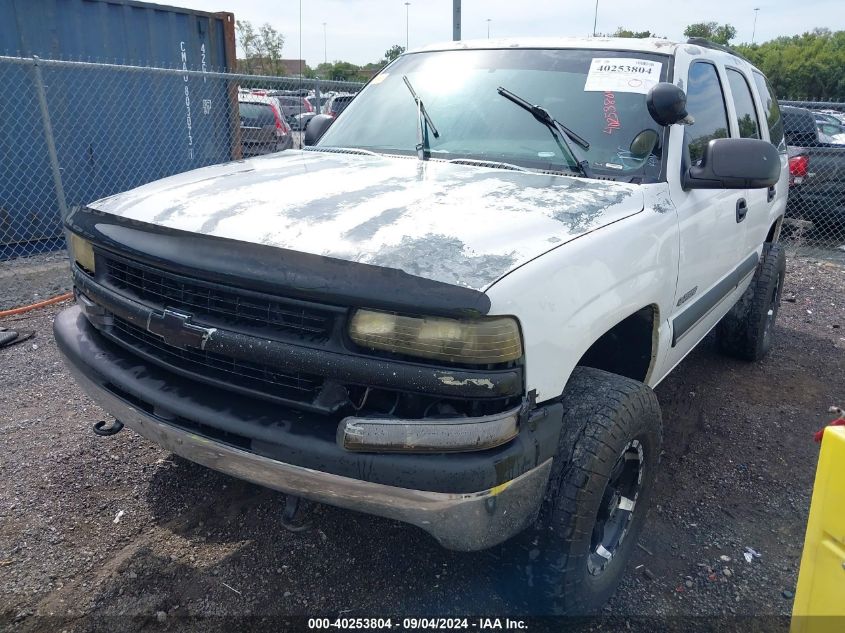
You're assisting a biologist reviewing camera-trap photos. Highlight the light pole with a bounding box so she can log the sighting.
[486,18,492,39]
[751,8,760,45]
[322,22,327,65]
[405,2,411,50]
[592,0,599,36]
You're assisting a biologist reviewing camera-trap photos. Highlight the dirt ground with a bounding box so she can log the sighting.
[1,256,843,632]
[0,251,71,311]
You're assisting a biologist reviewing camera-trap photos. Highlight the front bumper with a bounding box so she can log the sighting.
[56,306,559,550]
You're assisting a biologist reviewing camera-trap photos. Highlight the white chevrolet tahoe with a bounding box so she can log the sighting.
[57,37,788,613]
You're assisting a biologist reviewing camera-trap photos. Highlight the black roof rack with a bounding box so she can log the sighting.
[686,38,751,63]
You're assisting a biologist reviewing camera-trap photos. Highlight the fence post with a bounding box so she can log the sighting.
[314,79,322,114]
[31,56,69,222]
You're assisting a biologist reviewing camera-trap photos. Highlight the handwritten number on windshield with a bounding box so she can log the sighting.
[603,92,621,135]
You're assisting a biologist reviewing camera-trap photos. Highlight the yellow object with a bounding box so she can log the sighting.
[69,232,96,273]
[791,426,845,633]
[348,310,522,365]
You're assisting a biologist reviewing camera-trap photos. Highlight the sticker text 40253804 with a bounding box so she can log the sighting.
[584,58,662,95]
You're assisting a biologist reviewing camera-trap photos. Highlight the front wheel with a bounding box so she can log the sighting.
[506,367,663,614]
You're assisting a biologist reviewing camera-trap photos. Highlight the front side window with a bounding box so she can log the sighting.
[726,69,761,139]
[684,62,729,165]
[317,48,669,182]
[752,72,785,150]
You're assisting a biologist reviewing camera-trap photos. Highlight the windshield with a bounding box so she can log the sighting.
[317,48,669,181]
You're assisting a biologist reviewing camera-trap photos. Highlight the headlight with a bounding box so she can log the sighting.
[69,233,95,273]
[348,310,522,365]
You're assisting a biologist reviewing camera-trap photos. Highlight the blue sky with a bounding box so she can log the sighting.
[170,0,844,66]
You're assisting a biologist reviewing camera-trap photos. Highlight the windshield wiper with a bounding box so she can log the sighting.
[496,86,592,178]
[403,75,439,160]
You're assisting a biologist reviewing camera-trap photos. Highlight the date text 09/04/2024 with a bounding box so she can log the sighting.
[307,618,529,630]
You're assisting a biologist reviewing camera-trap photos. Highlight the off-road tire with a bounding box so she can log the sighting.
[717,243,786,361]
[507,367,662,615]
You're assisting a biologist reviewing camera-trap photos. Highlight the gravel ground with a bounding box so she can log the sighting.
[0,251,72,311]
[0,256,843,632]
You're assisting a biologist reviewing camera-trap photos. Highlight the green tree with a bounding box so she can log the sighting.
[258,22,285,75]
[735,29,845,100]
[612,27,655,38]
[235,19,286,75]
[684,22,737,45]
[235,20,258,73]
[314,60,368,81]
[383,44,406,63]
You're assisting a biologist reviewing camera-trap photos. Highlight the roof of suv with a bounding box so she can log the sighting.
[412,37,763,78]
[415,37,682,55]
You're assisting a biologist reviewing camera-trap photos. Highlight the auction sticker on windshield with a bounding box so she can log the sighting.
[584,58,662,94]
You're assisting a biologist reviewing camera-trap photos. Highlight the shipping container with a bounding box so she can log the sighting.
[0,0,237,259]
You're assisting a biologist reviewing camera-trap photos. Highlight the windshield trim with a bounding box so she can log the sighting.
[305,146,605,178]
[400,46,674,66]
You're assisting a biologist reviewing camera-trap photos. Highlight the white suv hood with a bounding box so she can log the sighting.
[89,150,643,291]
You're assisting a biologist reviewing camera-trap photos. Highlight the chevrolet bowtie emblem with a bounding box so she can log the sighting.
[146,309,214,350]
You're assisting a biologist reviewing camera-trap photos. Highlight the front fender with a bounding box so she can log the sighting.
[485,197,679,401]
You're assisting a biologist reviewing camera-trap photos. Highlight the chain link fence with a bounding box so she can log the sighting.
[2,55,843,264]
[0,55,363,260]
[778,100,845,262]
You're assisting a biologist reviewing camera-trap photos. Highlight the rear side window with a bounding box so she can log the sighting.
[781,108,818,146]
[751,72,785,150]
[240,102,275,126]
[332,97,354,114]
[684,62,730,164]
[726,69,760,139]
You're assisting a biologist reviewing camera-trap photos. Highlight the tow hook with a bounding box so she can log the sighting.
[92,419,124,436]
[280,494,312,533]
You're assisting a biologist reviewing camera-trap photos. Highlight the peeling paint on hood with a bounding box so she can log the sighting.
[89,150,644,290]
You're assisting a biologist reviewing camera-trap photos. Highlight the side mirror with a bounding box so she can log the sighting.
[684,138,781,190]
[304,114,334,146]
[647,82,690,126]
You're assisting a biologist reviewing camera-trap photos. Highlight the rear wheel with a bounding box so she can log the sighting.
[506,367,662,614]
[717,243,786,361]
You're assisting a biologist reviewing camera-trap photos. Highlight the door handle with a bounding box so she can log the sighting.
[736,198,748,223]
[767,185,776,202]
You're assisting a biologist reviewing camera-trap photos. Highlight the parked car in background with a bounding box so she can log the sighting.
[325,94,355,118]
[818,109,845,125]
[813,111,845,141]
[292,111,317,131]
[782,105,845,228]
[307,94,329,113]
[271,94,313,126]
[238,98,293,156]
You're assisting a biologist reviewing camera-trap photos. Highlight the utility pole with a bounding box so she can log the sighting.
[592,0,599,36]
[487,18,492,39]
[751,8,760,45]
[322,22,327,65]
[405,2,411,50]
[452,0,461,41]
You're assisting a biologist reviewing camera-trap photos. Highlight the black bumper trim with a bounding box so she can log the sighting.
[55,306,563,494]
